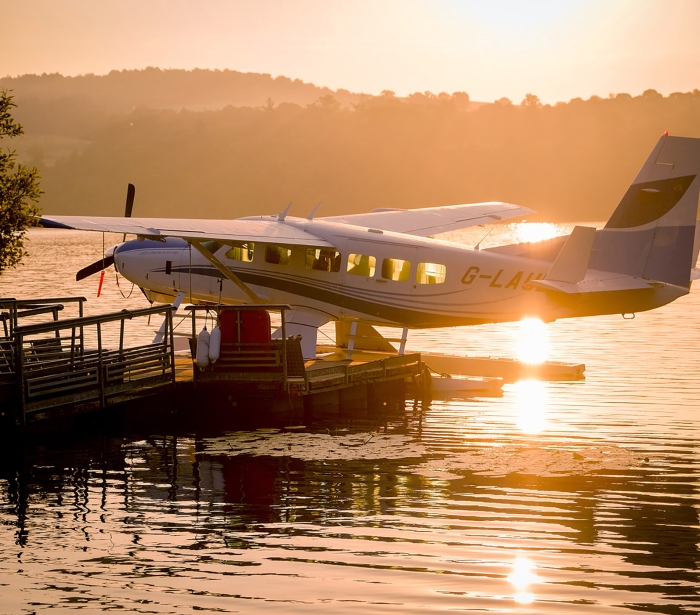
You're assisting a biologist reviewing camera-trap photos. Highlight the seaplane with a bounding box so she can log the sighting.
[40,134,700,359]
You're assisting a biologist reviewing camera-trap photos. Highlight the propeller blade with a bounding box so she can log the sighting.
[76,255,115,281]
[125,183,135,218]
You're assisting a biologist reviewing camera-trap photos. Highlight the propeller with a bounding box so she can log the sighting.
[76,254,115,281]
[75,183,135,282]
[124,183,135,218]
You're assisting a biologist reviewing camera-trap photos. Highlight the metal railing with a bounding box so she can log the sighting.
[1,297,87,339]
[11,304,176,424]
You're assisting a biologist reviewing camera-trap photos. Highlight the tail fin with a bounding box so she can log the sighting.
[589,135,700,287]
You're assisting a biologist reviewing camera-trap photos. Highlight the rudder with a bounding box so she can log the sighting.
[589,135,700,287]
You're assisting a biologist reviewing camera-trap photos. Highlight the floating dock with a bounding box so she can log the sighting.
[316,346,585,382]
[1,297,585,430]
[0,299,426,428]
[1,298,177,426]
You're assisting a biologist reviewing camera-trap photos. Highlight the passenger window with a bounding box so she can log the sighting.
[306,248,341,272]
[225,243,255,262]
[347,253,376,277]
[381,258,411,281]
[265,245,292,265]
[416,262,446,284]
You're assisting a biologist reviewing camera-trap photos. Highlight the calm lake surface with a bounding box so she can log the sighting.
[1,226,699,613]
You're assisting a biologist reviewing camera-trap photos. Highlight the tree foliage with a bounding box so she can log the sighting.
[5,70,700,222]
[0,90,42,273]
[35,87,700,222]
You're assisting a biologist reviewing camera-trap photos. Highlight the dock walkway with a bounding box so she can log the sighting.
[2,301,177,425]
[2,298,586,429]
[1,300,425,428]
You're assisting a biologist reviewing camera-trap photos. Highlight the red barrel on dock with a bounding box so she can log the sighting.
[219,308,271,344]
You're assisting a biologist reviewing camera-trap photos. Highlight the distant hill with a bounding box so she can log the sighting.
[1,68,476,165]
[0,68,369,154]
[2,69,699,222]
[1,67,365,113]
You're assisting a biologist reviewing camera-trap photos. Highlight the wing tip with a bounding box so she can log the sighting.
[39,216,74,229]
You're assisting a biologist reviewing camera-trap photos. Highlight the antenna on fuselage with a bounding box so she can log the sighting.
[474,228,493,251]
[278,202,292,221]
[307,201,322,220]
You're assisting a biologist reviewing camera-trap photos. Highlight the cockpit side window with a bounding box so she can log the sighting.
[265,245,292,266]
[306,248,341,272]
[381,258,411,281]
[347,253,376,277]
[416,262,446,284]
[225,243,255,262]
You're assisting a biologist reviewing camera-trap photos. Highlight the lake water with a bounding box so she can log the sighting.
[1,226,699,613]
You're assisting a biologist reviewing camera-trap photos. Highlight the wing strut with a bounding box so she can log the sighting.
[189,241,266,304]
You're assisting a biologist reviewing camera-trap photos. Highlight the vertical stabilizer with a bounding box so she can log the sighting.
[692,222,700,268]
[589,135,700,287]
[545,226,596,283]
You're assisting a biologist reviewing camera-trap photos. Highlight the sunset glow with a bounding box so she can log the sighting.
[518,318,549,364]
[508,555,540,604]
[2,0,700,613]
[513,380,549,434]
[513,222,566,245]
[4,1,700,104]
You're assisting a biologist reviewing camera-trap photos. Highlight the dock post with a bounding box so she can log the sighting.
[168,308,176,386]
[70,326,76,366]
[78,298,85,355]
[398,327,408,355]
[15,331,25,426]
[346,321,357,361]
[305,389,340,418]
[339,384,368,415]
[281,308,288,391]
[97,322,105,409]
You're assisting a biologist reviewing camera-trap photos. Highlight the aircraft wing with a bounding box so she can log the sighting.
[39,215,335,248]
[321,201,533,236]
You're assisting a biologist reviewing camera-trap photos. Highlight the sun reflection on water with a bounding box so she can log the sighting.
[518,317,549,364]
[512,221,565,244]
[513,380,548,434]
[507,555,540,604]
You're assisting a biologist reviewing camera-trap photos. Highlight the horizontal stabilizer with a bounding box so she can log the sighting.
[545,225,596,283]
[531,275,654,294]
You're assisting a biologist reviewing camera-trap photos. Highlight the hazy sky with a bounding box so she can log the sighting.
[3,0,700,104]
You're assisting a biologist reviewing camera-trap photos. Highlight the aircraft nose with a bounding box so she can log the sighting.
[113,237,189,286]
[113,239,141,274]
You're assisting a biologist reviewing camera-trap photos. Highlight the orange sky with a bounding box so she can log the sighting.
[3,0,700,104]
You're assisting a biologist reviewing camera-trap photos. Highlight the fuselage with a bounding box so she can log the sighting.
[113,217,685,329]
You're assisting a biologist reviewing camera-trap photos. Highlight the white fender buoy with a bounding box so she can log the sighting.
[208,325,221,364]
[196,326,210,370]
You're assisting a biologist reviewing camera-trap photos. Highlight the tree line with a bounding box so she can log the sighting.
[36,88,700,222]
[3,69,700,224]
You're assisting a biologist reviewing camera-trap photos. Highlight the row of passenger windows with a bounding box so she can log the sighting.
[222,242,446,284]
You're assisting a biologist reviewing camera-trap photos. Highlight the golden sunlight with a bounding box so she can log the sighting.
[517,317,549,364]
[513,380,548,434]
[513,222,565,244]
[507,555,540,604]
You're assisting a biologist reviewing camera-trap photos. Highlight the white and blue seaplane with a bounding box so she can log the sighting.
[41,135,700,368]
